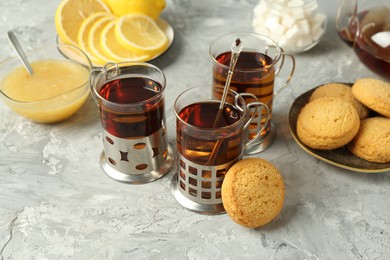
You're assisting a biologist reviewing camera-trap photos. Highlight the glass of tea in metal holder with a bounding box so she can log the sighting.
[90,62,174,184]
[210,32,295,154]
[170,86,269,214]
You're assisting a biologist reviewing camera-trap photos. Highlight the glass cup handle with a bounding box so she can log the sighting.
[274,53,296,97]
[89,68,103,106]
[243,101,270,150]
[89,63,120,106]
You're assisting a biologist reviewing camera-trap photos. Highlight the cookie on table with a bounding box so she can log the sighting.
[352,78,390,118]
[310,83,369,119]
[221,158,285,228]
[297,97,360,150]
[347,117,390,163]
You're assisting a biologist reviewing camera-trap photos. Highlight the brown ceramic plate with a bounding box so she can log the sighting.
[288,83,390,173]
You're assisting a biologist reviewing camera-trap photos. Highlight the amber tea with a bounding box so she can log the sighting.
[212,51,274,136]
[177,101,244,166]
[98,77,164,138]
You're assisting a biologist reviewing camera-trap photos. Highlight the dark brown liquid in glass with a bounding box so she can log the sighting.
[212,51,274,137]
[338,8,390,79]
[177,101,243,166]
[98,77,164,138]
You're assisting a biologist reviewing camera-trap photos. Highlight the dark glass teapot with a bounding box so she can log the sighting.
[336,0,390,79]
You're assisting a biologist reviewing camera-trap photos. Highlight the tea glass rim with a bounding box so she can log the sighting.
[209,32,283,72]
[174,85,248,132]
[91,62,166,109]
[0,43,92,104]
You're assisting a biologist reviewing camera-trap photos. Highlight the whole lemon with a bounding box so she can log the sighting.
[104,0,166,19]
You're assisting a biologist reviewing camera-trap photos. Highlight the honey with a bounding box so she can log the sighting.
[0,59,90,123]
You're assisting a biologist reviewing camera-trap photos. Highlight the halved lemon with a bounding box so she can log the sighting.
[55,0,111,45]
[77,12,109,65]
[100,20,150,62]
[115,14,168,56]
[104,0,166,19]
[88,15,116,66]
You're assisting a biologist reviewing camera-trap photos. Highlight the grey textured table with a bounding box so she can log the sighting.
[0,0,389,259]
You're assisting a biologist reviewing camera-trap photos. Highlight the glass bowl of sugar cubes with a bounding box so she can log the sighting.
[252,0,327,54]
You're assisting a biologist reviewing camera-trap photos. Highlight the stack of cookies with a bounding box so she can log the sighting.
[296,78,390,163]
[218,78,390,229]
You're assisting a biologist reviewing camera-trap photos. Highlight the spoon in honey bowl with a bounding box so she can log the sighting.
[7,31,34,75]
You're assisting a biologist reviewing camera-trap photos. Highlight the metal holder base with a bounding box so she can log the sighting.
[170,173,226,215]
[170,155,241,215]
[244,123,276,155]
[100,144,174,184]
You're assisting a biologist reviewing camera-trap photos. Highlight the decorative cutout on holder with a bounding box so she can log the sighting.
[189,177,197,186]
[202,170,212,178]
[180,169,186,180]
[108,157,116,165]
[201,191,211,199]
[189,166,197,175]
[134,142,146,149]
[180,180,186,190]
[120,151,129,162]
[216,169,226,177]
[106,136,114,145]
[136,164,148,170]
[152,147,160,158]
[189,187,197,197]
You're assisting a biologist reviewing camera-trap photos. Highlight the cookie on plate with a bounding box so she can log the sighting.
[347,117,390,163]
[221,158,285,228]
[297,97,360,150]
[352,78,390,118]
[310,83,369,119]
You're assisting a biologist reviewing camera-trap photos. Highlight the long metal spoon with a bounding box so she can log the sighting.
[7,31,34,75]
[206,38,242,166]
[212,38,242,128]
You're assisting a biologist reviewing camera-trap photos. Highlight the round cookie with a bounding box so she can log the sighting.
[347,117,390,163]
[310,83,369,119]
[297,97,360,150]
[221,158,285,228]
[352,78,390,118]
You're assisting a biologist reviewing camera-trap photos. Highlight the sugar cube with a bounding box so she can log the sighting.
[264,15,280,31]
[371,31,390,48]
[311,13,326,29]
[297,19,311,34]
[285,24,301,40]
[282,14,296,28]
[290,7,306,20]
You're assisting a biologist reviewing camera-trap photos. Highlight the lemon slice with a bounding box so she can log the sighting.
[88,15,116,66]
[100,20,151,62]
[55,0,111,45]
[115,14,169,56]
[77,12,109,65]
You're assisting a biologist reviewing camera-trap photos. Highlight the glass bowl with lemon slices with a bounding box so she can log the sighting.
[55,0,174,67]
[0,43,92,123]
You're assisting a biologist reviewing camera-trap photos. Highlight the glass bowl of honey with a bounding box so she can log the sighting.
[0,43,92,123]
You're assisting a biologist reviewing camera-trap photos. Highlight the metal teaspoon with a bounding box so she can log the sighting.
[7,31,34,75]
